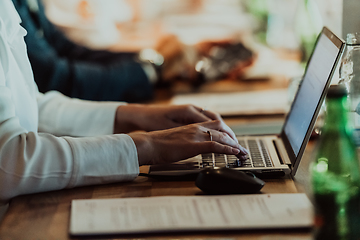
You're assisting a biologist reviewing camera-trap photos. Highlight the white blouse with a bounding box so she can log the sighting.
[0,0,139,219]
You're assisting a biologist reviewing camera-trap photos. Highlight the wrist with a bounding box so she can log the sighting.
[114,104,142,133]
[129,132,154,166]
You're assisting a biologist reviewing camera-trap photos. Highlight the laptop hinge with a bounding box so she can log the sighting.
[273,139,291,165]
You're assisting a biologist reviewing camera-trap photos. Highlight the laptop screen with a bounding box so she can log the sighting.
[282,27,344,166]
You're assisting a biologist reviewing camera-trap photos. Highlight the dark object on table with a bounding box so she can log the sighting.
[196,42,254,82]
[195,167,265,194]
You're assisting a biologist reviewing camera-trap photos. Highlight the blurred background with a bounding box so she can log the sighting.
[40,0,343,58]
[41,0,342,50]
[31,0,353,102]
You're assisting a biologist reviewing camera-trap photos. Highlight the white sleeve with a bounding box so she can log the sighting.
[37,90,125,137]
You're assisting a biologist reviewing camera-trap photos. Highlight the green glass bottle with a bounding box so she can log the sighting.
[311,84,360,240]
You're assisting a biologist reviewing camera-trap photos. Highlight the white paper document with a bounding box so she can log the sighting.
[70,193,313,236]
[171,89,290,116]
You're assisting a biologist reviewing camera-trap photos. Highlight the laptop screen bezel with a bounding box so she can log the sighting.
[279,27,345,176]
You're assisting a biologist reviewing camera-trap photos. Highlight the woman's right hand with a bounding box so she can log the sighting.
[128,120,248,166]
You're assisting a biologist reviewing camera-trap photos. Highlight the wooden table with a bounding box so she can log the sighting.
[0,118,316,240]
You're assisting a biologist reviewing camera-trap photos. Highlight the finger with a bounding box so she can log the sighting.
[217,120,237,141]
[201,120,237,142]
[192,105,222,121]
[198,141,241,156]
[205,129,237,147]
[201,109,222,121]
[207,129,248,156]
[199,121,248,156]
[236,152,249,161]
[181,105,213,123]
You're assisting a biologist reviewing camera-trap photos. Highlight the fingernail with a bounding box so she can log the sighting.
[232,148,240,154]
[237,154,248,161]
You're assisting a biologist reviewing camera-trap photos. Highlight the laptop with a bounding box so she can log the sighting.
[148,27,345,179]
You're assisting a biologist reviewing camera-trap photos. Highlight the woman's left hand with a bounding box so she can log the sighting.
[114,104,236,140]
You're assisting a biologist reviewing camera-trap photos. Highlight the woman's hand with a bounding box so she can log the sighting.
[114,104,234,137]
[128,120,248,166]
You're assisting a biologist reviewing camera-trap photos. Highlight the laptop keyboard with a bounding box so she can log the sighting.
[201,139,273,168]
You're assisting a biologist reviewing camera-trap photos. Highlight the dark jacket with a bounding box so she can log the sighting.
[12,0,153,102]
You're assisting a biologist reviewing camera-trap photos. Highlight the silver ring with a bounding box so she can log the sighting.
[207,130,213,141]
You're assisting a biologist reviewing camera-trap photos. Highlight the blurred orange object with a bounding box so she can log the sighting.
[77,0,94,21]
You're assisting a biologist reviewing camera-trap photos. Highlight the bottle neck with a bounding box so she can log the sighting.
[323,96,352,135]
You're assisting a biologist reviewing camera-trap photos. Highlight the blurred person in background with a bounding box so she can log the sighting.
[39,0,255,91]
[13,0,202,102]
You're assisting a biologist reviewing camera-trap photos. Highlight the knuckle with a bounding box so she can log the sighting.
[185,104,194,110]
[192,125,203,138]
[211,120,225,131]
[223,145,232,153]
[208,141,217,149]
[219,132,228,142]
[212,119,222,125]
